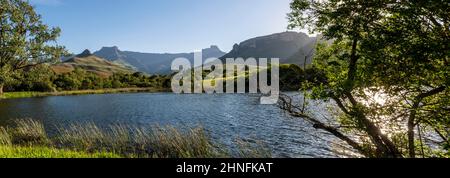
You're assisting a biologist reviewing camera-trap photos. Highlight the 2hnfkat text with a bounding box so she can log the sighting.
[176,162,274,176]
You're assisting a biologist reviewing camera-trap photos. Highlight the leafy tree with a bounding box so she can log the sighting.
[0,0,65,94]
[8,64,56,92]
[54,73,81,91]
[281,0,449,157]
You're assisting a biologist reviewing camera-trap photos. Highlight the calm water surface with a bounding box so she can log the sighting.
[0,93,339,158]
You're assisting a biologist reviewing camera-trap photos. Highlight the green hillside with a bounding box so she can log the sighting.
[52,50,135,78]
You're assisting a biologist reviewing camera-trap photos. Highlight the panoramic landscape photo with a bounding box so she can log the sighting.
[0,0,448,158]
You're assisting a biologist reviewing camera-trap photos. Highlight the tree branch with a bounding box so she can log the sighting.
[345,92,402,157]
[408,86,446,158]
[278,94,371,157]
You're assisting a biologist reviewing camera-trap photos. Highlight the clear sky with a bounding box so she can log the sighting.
[30,0,296,54]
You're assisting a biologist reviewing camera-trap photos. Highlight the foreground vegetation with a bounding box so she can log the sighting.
[0,119,269,158]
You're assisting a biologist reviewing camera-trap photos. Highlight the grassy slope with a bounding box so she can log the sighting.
[0,146,120,158]
[201,64,299,89]
[52,55,135,78]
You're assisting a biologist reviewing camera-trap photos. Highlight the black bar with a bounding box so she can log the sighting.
[0,158,447,177]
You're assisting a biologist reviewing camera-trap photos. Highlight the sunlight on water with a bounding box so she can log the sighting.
[362,89,406,137]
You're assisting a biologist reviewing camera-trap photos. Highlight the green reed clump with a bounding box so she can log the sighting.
[55,123,146,156]
[147,126,226,158]
[55,123,226,158]
[0,127,11,146]
[9,119,50,146]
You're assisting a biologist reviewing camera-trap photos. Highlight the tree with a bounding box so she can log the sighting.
[0,0,65,95]
[282,0,449,157]
[9,64,56,92]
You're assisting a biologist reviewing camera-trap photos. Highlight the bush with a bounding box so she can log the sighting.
[54,74,81,90]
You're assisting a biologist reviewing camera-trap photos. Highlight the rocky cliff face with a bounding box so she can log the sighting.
[93,46,125,61]
[221,31,317,65]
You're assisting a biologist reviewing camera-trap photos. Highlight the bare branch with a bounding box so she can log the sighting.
[278,94,371,157]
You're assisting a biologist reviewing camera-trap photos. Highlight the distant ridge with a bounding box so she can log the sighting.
[94,45,227,74]
[88,31,321,75]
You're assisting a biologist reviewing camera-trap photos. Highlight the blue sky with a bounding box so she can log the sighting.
[30,0,297,54]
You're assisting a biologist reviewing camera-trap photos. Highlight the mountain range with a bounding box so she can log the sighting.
[93,45,226,74]
[59,31,319,75]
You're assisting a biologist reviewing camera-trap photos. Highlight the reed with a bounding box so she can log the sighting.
[55,123,226,158]
[9,119,50,146]
[0,119,265,158]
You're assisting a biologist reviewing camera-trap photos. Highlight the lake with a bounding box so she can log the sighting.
[0,93,340,158]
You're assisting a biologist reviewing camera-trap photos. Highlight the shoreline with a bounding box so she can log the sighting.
[0,87,171,99]
[1,89,300,100]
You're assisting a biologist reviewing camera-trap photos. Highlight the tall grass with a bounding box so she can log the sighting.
[0,127,11,146]
[0,119,267,158]
[10,119,50,146]
[55,123,226,158]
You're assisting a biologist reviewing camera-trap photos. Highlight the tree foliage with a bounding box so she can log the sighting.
[282,0,449,157]
[0,0,66,94]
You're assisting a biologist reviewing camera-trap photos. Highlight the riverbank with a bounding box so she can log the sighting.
[0,87,170,99]
[0,119,224,158]
[0,119,268,158]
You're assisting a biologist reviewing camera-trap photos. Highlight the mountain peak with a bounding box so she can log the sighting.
[203,45,223,53]
[94,46,124,61]
[100,46,120,52]
[201,45,226,59]
[76,49,92,57]
[209,45,219,50]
